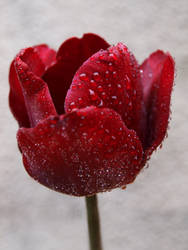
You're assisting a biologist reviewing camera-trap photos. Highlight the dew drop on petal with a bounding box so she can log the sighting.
[79,73,89,81]
[78,97,83,105]
[108,62,113,71]
[70,102,76,109]
[93,72,101,81]
[89,89,98,101]
[112,71,117,78]
[90,79,97,88]
[97,85,103,92]
[98,99,104,107]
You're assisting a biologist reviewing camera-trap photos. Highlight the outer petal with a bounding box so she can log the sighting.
[17,107,143,196]
[14,56,57,127]
[140,51,175,153]
[65,43,143,139]
[9,45,56,127]
[9,61,30,127]
[42,33,109,115]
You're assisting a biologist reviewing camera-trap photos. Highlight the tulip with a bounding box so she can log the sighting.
[9,33,175,250]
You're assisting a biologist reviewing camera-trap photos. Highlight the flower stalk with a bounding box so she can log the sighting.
[85,195,103,250]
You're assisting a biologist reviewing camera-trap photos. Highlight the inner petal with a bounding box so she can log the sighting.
[65,43,144,140]
[42,33,109,115]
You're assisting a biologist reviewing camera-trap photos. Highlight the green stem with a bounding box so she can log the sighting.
[85,195,103,250]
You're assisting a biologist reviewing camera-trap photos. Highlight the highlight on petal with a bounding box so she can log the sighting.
[65,43,144,139]
[9,45,56,127]
[14,57,57,127]
[140,50,175,152]
[42,33,109,115]
[17,106,143,196]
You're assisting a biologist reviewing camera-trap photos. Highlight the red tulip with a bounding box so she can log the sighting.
[9,33,175,196]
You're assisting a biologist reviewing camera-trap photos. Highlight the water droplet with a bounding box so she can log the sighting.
[128,102,132,108]
[93,72,101,81]
[99,54,105,60]
[70,102,76,109]
[89,89,98,101]
[111,96,117,100]
[98,99,104,107]
[109,53,117,61]
[101,92,107,99]
[111,96,118,104]
[77,83,82,89]
[97,85,103,92]
[90,79,97,88]
[105,70,110,76]
[72,85,77,90]
[108,62,113,71]
[78,97,83,105]
[112,71,117,78]
[79,73,88,81]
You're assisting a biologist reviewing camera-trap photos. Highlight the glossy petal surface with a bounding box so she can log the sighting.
[9,45,56,127]
[17,107,143,196]
[140,50,175,152]
[42,33,109,115]
[65,43,143,139]
[14,56,57,127]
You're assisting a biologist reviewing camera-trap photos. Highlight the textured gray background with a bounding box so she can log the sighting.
[0,0,188,249]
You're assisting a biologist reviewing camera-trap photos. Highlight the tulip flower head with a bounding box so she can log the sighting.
[9,33,174,196]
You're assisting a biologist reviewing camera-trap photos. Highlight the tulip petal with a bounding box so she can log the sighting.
[14,56,57,127]
[17,106,143,196]
[42,33,109,115]
[65,43,144,139]
[9,61,30,127]
[9,45,56,127]
[140,50,175,153]
[33,44,56,69]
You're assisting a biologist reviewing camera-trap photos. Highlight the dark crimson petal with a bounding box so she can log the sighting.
[140,50,175,153]
[65,43,144,139]
[17,106,143,196]
[9,61,30,127]
[57,33,109,61]
[42,33,109,115]
[14,56,57,127]
[18,47,45,77]
[33,44,56,69]
[9,46,55,127]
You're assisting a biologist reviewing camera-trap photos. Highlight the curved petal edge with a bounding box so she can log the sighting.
[17,106,143,196]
